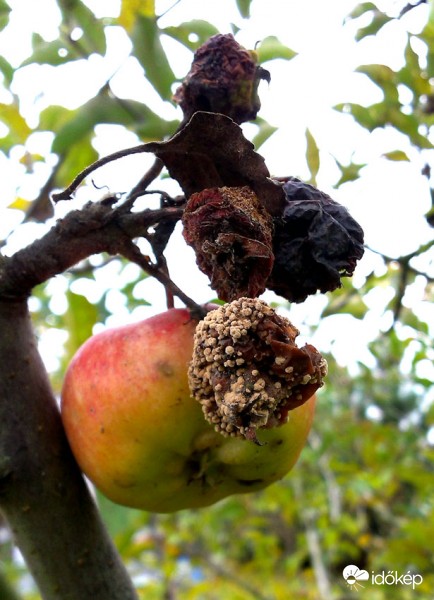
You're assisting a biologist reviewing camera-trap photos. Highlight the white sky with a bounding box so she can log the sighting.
[0,0,433,375]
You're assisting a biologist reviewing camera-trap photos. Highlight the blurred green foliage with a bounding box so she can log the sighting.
[0,0,433,598]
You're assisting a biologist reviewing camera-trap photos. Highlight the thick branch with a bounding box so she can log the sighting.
[0,201,184,299]
[0,299,138,600]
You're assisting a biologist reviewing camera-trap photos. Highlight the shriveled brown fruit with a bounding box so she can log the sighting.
[174,33,270,125]
[182,186,274,301]
[189,298,327,443]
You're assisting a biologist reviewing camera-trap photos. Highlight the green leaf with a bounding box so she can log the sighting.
[68,1,107,55]
[55,0,107,54]
[255,36,297,64]
[235,0,252,18]
[0,0,11,33]
[39,105,72,133]
[51,104,98,155]
[335,102,377,130]
[0,55,14,86]
[22,2,106,66]
[388,111,434,149]
[335,100,434,149]
[305,128,320,184]
[322,281,368,319]
[20,34,73,67]
[0,102,32,150]
[55,133,98,187]
[419,21,434,78]
[51,93,178,155]
[400,308,430,336]
[333,157,366,187]
[398,37,431,99]
[96,491,141,538]
[382,150,410,161]
[355,11,391,41]
[356,64,399,102]
[163,20,219,51]
[347,2,379,20]
[64,290,98,360]
[131,15,176,100]
[251,117,277,149]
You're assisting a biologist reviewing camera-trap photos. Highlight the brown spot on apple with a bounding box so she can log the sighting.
[156,361,174,377]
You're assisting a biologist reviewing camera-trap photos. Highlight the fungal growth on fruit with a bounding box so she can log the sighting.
[182,186,274,301]
[188,298,327,442]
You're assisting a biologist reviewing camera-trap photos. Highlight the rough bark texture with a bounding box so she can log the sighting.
[0,299,138,600]
[0,201,183,300]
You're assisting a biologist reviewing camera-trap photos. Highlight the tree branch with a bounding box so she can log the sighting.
[51,145,151,203]
[292,478,334,600]
[0,299,138,600]
[0,201,184,299]
[119,240,205,316]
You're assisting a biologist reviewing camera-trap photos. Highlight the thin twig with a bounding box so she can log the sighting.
[119,240,205,318]
[157,255,175,309]
[366,241,434,283]
[157,0,183,20]
[127,158,165,200]
[51,144,150,202]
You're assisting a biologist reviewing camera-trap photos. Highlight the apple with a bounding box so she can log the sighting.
[61,308,317,513]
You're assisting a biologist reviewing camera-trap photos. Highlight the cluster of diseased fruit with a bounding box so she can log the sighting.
[61,34,364,512]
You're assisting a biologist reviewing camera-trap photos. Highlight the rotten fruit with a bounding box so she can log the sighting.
[61,306,323,513]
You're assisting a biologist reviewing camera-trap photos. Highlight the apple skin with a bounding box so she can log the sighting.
[61,308,316,513]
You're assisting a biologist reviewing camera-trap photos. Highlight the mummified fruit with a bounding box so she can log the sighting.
[267,178,365,303]
[189,298,327,443]
[173,33,270,125]
[182,186,274,301]
[61,308,317,512]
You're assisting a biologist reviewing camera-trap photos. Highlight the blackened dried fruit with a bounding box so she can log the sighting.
[267,178,365,302]
[173,33,270,125]
[182,186,274,301]
[188,298,327,442]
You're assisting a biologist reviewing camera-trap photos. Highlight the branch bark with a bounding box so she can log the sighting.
[0,298,138,599]
[0,191,195,598]
[0,200,183,299]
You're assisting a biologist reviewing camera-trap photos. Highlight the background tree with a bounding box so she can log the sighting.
[0,0,433,599]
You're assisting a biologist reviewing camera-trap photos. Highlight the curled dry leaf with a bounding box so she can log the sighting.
[189,298,327,442]
[145,111,285,216]
[182,186,274,301]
